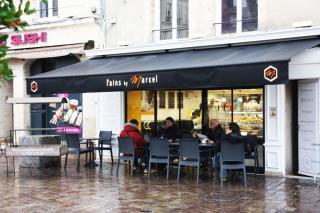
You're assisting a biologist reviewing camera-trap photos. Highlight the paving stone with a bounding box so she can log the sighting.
[1,155,320,212]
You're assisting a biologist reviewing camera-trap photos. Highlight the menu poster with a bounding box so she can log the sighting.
[298,80,320,176]
[47,93,83,135]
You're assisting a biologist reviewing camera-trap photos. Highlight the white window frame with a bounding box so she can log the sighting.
[154,0,189,42]
[215,0,257,36]
[37,0,59,21]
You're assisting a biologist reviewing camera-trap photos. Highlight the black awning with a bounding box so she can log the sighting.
[26,39,320,94]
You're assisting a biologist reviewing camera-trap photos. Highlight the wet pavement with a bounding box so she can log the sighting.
[0,155,320,213]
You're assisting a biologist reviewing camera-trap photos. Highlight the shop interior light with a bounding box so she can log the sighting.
[221,97,227,102]
[237,96,243,102]
[237,90,243,102]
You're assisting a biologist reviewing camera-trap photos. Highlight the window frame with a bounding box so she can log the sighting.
[215,0,258,36]
[154,0,189,42]
[37,0,59,21]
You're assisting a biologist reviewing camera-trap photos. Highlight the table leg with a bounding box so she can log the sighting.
[6,156,8,177]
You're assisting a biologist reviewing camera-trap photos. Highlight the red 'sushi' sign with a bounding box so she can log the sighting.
[11,32,47,46]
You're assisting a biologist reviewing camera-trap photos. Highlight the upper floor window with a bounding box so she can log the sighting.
[158,0,189,41]
[39,0,58,19]
[218,0,257,35]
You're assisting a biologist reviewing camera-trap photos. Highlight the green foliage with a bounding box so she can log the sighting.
[0,0,47,85]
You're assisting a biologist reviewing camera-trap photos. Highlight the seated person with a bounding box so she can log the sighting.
[222,122,245,143]
[214,122,243,179]
[159,117,182,142]
[120,119,145,166]
[207,119,226,152]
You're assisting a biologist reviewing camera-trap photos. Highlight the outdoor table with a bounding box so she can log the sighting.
[80,137,101,166]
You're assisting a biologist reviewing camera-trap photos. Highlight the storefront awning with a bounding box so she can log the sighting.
[7,97,67,104]
[26,39,320,94]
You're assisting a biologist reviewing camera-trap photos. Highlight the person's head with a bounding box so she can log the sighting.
[129,119,139,127]
[191,109,200,119]
[227,122,240,134]
[165,117,175,128]
[209,119,219,129]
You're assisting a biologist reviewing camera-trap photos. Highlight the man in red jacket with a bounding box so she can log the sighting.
[120,119,145,166]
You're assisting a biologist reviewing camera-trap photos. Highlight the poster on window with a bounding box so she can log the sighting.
[141,91,154,112]
[48,93,83,135]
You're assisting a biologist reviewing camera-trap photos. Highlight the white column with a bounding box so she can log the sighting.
[0,79,13,137]
[82,93,99,137]
[10,59,30,143]
[264,84,287,175]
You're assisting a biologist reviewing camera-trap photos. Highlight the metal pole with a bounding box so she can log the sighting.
[99,0,106,49]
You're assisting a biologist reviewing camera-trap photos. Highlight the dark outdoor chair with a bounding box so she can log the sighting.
[181,132,194,139]
[244,135,259,176]
[65,134,93,170]
[116,137,135,176]
[96,131,114,164]
[148,138,170,180]
[220,141,247,187]
[177,139,200,184]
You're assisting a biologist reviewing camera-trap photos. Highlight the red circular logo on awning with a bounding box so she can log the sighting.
[31,81,38,93]
[264,66,278,82]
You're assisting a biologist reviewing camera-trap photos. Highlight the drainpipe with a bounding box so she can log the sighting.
[99,0,106,49]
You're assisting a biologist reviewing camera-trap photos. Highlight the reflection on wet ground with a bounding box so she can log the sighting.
[0,155,320,213]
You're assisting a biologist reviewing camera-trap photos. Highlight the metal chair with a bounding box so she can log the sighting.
[65,134,93,170]
[244,135,259,176]
[148,138,170,180]
[96,131,114,164]
[116,137,135,176]
[220,141,247,187]
[177,139,200,184]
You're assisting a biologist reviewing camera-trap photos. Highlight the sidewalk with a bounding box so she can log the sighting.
[0,155,319,213]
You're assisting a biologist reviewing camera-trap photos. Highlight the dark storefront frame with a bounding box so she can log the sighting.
[125,87,265,173]
[125,87,265,137]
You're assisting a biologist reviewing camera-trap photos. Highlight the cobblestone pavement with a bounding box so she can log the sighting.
[0,155,320,213]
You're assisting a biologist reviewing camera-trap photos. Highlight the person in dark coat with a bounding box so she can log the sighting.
[214,122,244,179]
[159,117,181,142]
[221,122,244,143]
[207,119,226,152]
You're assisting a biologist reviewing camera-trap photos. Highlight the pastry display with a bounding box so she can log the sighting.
[208,90,263,136]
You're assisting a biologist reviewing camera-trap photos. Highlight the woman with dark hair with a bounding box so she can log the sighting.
[214,122,244,180]
[159,117,181,141]
[223,122,243,143]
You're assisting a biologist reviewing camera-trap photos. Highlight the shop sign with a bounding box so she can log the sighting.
[11,32,47,46]
[5,146,63,157]
[105,74,159,89]
[264,66,278,82]
[30,81,38,93]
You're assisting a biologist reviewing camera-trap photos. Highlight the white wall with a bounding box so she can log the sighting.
[18,0,99,24]
[105,0,154,47]
[290,47,320,80]
[0,82,13,138]
[96,92,125,158]
[259,0,320,32]
[102,0,320,47]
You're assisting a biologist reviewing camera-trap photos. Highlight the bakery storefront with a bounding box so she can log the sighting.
[25,38,320,175]
[126,88,264,138]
